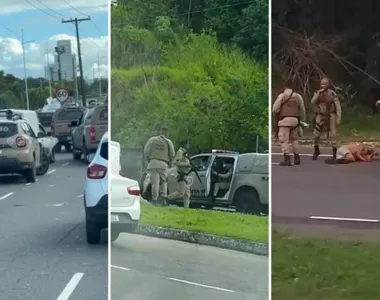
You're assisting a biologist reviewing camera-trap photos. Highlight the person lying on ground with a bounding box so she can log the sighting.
[325,142,377,164]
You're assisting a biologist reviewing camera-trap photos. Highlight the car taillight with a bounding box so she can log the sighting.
[87,163,107,179]
[127,186,140,196]
[51,125,55,136]
[16,136,26,147]
[89,126,96,141]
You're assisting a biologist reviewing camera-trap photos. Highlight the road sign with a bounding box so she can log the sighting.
[56,88,69,102]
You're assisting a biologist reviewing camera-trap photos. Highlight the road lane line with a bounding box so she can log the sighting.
[76,194,83,198]
[272,152,330,157]
[310,216,379,223]
[62,162,70,167]
[25,183,32,186]
[0,192,13,200]
[111,265,131,271]
[47,169,56,175]
[56,272,84,300]
[166,277,235,293]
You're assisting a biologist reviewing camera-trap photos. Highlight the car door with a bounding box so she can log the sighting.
[74,112,86,148]
[188,154,213,198]
[23,122,40,165]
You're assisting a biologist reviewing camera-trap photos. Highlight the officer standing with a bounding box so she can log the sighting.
[143,126,175,206]
[273,86,306,166]
[167,140,191,208]
[311,77,342,160]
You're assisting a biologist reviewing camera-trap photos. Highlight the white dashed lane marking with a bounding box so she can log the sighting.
[310,216,379,223]
[47,169,56,175]
[56,272,84,300]
[111,265,236,293]
[0,192,13,200]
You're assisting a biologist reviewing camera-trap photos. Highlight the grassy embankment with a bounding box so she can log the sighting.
[272,230,380,299]
[140,202,268,243]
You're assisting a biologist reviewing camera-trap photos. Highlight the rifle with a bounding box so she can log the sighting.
[273,90,294,138]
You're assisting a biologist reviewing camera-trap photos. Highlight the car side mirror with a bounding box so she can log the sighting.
[37,132,45,138]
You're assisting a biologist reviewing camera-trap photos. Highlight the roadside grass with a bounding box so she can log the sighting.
[272,230,380,300]
[139,202,268,243]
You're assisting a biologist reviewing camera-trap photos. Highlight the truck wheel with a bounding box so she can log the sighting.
[235,190,262,215]
[24,162,36,183]
[36,153,50,176]
[86,218,101,244]
[111,231,120,242]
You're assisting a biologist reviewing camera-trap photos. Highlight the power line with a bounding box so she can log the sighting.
[112,0,256,27]
[36,0,66,17]
[63,0,105,35]
[0,23,20,38]
[23,0,61,19]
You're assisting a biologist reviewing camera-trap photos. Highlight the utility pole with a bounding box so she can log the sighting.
[21,29,35,110]
[62,17,90,107]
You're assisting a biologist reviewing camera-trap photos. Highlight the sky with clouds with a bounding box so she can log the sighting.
[0,0,108,79]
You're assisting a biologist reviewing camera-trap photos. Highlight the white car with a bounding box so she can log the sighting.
[84,131,108,244]
[110,140,141,242]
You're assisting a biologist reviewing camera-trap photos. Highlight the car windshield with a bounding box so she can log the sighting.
[0,122,18,137]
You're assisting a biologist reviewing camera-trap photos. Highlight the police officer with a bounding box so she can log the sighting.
[167,140,191,208]
[311,77,342,160]
[143,126,175,206]
[273,86,306,166]
[212,160,233,198]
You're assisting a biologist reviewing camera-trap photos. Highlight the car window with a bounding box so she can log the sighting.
[99,108,108,121]
[100,141,108,160]
[57,111,83,120]
[0,123,18,137]
[190,155,212,171]
[38,124,46,135]
[25,123,37,138]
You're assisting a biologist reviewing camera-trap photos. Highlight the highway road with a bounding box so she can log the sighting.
[0,154,107,300]
[111,234,268,300]
[272,145,380,238]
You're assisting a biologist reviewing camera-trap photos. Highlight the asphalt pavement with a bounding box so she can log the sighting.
[272,145,380,238]
[0,153,107,300]
[111,234,268,300]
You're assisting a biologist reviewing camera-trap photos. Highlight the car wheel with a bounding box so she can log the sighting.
[24,161,36,183]
[235,190,262,215]
[64,143,71,153]
[111,231,120,242]
[54,143,62,153]
[86,217,101,244]
[36,153,50,176]
[50,148,56,163]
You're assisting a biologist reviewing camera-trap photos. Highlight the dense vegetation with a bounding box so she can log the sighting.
[0,70,108,110]
[111,0,269,152]
[272,0,380,135]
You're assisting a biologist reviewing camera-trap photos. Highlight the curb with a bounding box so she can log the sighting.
[135,224,268,256]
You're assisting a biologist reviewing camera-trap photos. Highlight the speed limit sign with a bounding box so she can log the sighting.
[56,88,69,102]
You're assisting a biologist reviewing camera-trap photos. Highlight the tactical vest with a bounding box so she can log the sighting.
[149,135,169,163]
[316,90,336,115]
[176,148,191,173]
[279,95,299,118]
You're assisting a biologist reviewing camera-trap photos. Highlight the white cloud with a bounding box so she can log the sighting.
[0,34,108,79]
[0,0,108,16]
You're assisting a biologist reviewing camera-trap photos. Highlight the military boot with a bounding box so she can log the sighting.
[332,147,337,160]
[294,153,300,165]
[279,154,292,166]
[312,145,320,160]
[158,196,168,207]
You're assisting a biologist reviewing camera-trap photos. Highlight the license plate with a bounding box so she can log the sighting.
[67,136,72,140]
[111,214,119,223]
